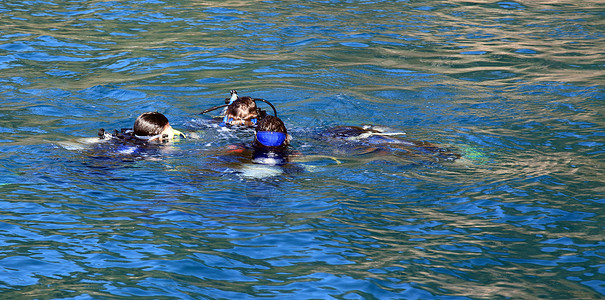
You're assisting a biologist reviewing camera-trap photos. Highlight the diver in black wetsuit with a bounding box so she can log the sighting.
[95,111,186,158]
[321,125,460,162]
[99,111,186,143]
[251,115,292,165]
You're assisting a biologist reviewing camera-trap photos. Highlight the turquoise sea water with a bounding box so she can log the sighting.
[1,1,604,299]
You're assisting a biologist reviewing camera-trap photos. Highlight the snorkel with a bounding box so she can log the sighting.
[172,129,186,139]
[227,89,238,104]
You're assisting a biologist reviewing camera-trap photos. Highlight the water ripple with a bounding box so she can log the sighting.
[0,0,604,299]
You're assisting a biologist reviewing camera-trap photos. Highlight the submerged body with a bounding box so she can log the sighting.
[321,125,460,162]
[215,115,299,179]
[60,112,187,160]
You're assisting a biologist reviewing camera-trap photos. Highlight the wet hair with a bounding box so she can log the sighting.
[224,96,258,126]
[254,115,288,148]
[256,115,287,134]
[133,112,169,136]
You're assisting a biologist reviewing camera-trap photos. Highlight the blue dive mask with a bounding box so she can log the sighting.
[256,131,286,147]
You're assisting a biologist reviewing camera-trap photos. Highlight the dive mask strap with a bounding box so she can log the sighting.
[134,133,164,142]
[134,128,186,142]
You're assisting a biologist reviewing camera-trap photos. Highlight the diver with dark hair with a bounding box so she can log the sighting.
[253,115,290,149]
[221,114,292,167]
[98,111,186,143]
[250,115,292,165]
[200,90,278,127]
[223,96,262,126]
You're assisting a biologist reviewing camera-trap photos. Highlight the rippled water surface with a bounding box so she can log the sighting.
[1,0,604,299]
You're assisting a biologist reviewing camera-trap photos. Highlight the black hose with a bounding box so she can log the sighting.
[200,97,278,117]
[200,104,228,114]
[254,98,278,117]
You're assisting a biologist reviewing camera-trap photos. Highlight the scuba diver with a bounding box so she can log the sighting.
[250,115,292,165]
[96,111,186,157]
[200,90,279,127]
[320,125,460,162]
[222,114,292,167]
[98,111,186,143]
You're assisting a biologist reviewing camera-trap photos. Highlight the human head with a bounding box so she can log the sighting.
[133,112,175,142]
[224,96,258,126]
[254,115,289,148]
